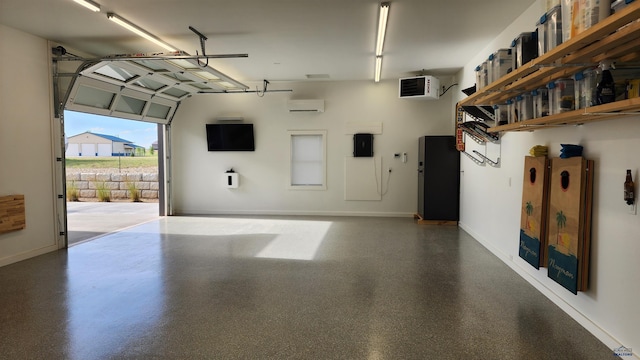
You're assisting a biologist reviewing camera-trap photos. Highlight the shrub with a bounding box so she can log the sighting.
[67,181,79,202]
[95,182,111,202]
[126,181,141,202]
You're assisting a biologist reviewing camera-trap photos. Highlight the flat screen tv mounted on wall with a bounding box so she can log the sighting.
[206,123,255,151]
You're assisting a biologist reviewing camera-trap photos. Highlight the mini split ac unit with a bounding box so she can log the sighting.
[286,99,325,112]
[399,76,440,100]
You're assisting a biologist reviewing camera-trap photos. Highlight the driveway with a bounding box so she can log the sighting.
[66,202,159,245]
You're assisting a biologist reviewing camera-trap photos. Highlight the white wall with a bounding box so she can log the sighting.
[455,1,640,356]
[0,24,59,266]
[171,79,456,216]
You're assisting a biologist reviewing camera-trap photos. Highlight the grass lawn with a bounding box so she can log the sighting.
[66,155,158,169]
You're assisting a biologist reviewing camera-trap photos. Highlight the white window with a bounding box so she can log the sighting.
[288,130,327,190]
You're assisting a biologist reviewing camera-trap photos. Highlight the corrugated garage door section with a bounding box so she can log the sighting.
[97,144,111,156]
[81,144,95,157]
[66,143,80,156]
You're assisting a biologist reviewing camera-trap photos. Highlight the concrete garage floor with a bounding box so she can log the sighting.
[66,202,159,245]
[0,215,617,359]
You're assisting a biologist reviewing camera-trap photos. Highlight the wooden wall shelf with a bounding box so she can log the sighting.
[0,195,26,234]
[459,1,640,133]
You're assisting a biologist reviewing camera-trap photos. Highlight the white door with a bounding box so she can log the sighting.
[81,143,96,157]
[97,143,112,157]
[66,143,80,157]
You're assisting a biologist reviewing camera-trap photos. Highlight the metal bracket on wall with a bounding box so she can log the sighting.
[473,150,500,167]
[462,150,485,166]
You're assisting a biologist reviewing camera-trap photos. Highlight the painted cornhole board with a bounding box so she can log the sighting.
[519,156,550,269]
[546,157,594,294]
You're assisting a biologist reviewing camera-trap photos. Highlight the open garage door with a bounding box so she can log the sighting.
[64,54,248,124]
[52,50,249,247]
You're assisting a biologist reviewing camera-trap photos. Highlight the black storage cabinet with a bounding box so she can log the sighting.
[417,136,460,221]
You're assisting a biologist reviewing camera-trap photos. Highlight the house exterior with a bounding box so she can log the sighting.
[65,131,138,157]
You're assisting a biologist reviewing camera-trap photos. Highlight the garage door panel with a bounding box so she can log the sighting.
[81,144,96,157]
[66,143,79,157]
[97,144,112,157]
[66,73,176,125]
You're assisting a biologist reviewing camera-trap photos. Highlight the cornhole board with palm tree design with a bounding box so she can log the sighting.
[519,156,550,269]
[547,157,594,294]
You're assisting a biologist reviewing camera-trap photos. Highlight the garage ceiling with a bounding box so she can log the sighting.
[1,0,536,83]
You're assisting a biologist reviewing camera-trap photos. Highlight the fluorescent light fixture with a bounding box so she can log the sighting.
[73,0,101,12]
[374,56,383,83]
[107,13,177,52]
[375,2,390,56]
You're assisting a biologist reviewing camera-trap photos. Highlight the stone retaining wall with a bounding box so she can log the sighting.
[67,173,159,200]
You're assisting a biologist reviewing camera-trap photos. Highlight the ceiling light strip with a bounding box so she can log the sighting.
[107,13,177,52]
[374,2,390,83]
[72,0,101,12]
[375,2,390,56]
[374,56,383,83]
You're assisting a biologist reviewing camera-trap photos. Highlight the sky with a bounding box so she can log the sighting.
[64,111,158,148]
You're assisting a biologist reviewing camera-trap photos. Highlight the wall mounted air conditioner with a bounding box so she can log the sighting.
[399,76,440,100]
[286,99,325,112]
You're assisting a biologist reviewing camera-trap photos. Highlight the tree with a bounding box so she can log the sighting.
[149,145,154,155]
[525,201,533,232]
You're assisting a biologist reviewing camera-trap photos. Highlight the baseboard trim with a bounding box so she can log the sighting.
[458,221,634,357]
[0,244,58,267]
[174,209,415,218]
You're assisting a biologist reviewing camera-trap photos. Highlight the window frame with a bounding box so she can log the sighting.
[287,130,327,191]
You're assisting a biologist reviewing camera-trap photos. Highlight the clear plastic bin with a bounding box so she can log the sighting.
[627,79,640,99]
[506,99,515,124]
[548,79,575,114]
[583,0,611,30]
[511,32,538,70]
[515,94,534,121]
[537,6,563,55]
[532,88,550,118]
[545,0,562,11]
[574,69,598,109]
[488,49,512,84]
[475,62,488,91]
[493,104,509,125]
[562,0,578,42]
[611,0,636,14]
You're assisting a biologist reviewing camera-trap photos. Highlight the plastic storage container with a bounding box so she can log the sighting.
[488,49,512,84]
[574,69,598,109]
[611,0,636,14]
[515,94,534,121]
[511,32,538,71]
[506,99,515,124]
[493,104,509,125]
[548,79,575,114]
[627,79,640,99]
[583,0,611,31]
[562,0,582,42]
[537,6,563,55]
[475,62,488,91]
[532,88,550,118]
[545,0,562,11]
